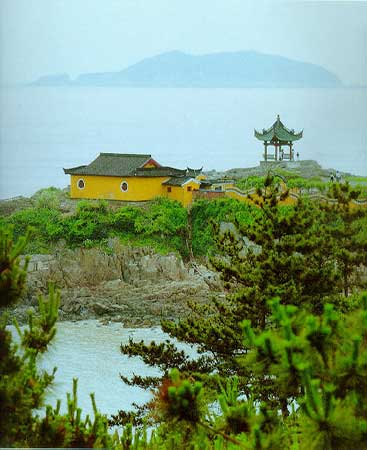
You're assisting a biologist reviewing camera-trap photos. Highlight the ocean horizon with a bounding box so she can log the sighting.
[1,86,366,199]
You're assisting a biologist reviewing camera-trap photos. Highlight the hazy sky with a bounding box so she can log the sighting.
[1,0,366,85]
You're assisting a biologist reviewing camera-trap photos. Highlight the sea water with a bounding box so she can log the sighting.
[11,320,195,419]
[1,86,367,199]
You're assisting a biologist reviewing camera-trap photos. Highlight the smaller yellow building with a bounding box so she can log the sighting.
[64,153,203,206]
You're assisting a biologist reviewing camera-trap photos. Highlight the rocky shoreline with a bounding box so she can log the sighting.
[9,239,222,327]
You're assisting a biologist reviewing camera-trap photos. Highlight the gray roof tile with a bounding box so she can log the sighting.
[64,153,203,178]
[64,153,152,176]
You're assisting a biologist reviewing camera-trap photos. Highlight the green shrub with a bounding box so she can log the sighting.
[111,206,143,233]
[32,187,64,210]
[63,200,112,245]
[6,208,63,252]
[134,197,187,236]
[287,177,329,192]
[191,198,260,256]
[236,176,267,191]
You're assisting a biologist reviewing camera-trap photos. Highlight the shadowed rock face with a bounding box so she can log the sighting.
[15,240,222,327]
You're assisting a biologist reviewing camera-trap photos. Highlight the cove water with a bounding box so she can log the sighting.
[1,86,367,199]
[12,320,193,419]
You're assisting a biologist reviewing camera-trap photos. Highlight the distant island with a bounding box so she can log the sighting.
[30,50,342,88]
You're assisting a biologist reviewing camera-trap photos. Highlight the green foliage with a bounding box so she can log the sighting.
[32,379,116,448]
[117,233,182,256]
[243,296,367,450]
[0,225,30,307]
[135,198,187,236]
[118,176,367,448]
[63,200,112,245]
[343,175,367,197]
[236,173,334,195]
[134,198,188,256]
[0,227,59,446]
[7,207,63,250]
[323,182,367,295]
[3,197,192,256]
[286,177,329,193]
[117,296,367,449]
[153,368,204,424]
[112,205,143,232]
[32,186,64,210]
[15,285,59,353]
[0,225,121,447]
[235,176,267,191]
[2,178,367,447]
[190,198,261,256]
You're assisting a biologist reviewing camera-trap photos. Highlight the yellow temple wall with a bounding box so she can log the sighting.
[166,180,200,206]
[166,186,184,204]
[69,175,169,201]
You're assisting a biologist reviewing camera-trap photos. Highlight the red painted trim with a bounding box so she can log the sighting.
[141,158,161,168]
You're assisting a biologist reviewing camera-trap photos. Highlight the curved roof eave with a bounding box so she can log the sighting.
[254,127,303,142]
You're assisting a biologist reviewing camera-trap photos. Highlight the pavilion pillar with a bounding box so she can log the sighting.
[255,117,302,164]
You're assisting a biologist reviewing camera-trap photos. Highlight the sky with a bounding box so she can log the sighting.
[1,0,366,86]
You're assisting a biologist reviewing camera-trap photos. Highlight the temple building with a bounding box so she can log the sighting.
[64,153,204,206]
[255,115,303,162]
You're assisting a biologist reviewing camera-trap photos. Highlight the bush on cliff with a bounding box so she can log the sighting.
[6,207,64,253]
[116,179,367,444]
[2,197,191,256]
[63,200,112,245]
[190,198,261,256]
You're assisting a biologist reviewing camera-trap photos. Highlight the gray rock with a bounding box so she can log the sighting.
[14,243,223,326]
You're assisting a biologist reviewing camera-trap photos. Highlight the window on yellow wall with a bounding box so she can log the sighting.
[167,187,172,193]
[77,178,85,189]
[187,186,192,192]
[120,181,128,192]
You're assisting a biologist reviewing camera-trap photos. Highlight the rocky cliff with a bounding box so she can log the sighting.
[13,240,222,326]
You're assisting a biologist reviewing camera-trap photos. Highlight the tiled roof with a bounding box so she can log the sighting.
[163,176,201,186]
[64,153,152,176]
[134,167,202,178]
[64,153,203,178]
[254,115,303,142]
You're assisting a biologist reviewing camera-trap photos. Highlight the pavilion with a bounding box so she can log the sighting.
[255,115,303,162]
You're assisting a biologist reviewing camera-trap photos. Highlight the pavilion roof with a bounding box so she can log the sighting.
[254,115,303,142]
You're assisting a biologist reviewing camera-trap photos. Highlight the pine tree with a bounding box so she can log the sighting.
[0,226,59,445]
[148,295,367,449]
[322,181,367,296]
[243,295,367,449]
[117,177,355,422]
[0,226,123,447]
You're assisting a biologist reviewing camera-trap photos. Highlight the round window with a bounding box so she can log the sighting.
[120,181,128,192]
[77,178,85,190]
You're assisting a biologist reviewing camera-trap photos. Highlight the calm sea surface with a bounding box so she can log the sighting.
[1,87,367,199]
[11,320,194,419]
